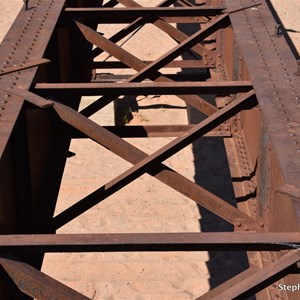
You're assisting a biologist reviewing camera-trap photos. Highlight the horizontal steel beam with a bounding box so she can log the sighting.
[70,124,231,138]
[92,60,212,69]
[65,7,225,20]
[0,233,299,252]
[35,81,253,96]
[92,73,210,82]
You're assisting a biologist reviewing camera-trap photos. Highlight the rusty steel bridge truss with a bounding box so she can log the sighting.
[0,0,299,299]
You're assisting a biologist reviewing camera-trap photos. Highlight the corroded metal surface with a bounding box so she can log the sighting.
[225,0,300,188]
[0,0,299,299]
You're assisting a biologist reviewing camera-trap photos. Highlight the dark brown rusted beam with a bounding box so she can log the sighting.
[51,91,256,229]
[91,73,208,82]
[65,7,225,20]
[0,58,50,76]
[92,60,210,69]
[0,233,299,252]
[88,15,208,23]
[196,267,258,300]
[196,250,300,299]
[76,21,218,116]
[70,124,231,138]
[35,81,253,96]
[224,0,300,188]
[0,257,90,299]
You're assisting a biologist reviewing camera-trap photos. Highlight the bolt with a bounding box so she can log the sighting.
[275,24,282,36]
[23,0,29,11]
[236,222,242,227]
[259,222,264,227]
[244,226,249,231]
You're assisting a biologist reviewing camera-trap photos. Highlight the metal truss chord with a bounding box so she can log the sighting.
[0,232,299,252]
[69,124,231,138]
[35,81,253,96]
[65,6,226,21]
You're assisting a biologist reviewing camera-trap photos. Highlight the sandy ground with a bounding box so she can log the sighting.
[0,1,299,300]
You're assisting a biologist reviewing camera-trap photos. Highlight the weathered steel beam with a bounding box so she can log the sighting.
[196,267,258,300]
[0,233,299,252]
[65,7,225,20]
[92,60,210,69]
[0,257,90,300]
[70,124,231,138]
[0,0,65,162]
[35,81,253,96]
[224,0,300,188]
[51,91,256,229]
[0,91,24,158]
[91,73,209,82]
[196,250,300,299]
